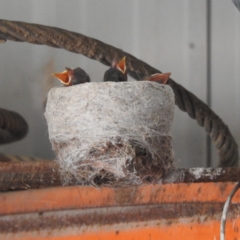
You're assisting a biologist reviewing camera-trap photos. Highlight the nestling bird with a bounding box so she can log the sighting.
[52,67,90,86]
[144,72,171,85]
[104,56,127,82]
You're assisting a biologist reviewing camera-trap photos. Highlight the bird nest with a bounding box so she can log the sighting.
[45,81,175,187]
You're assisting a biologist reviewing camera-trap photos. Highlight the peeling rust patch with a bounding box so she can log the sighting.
[115,187,137,205]
[219,182,228,194]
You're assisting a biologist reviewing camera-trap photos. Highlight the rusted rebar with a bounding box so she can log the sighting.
[0,161,60,191]
[0,160,240,191]
[0,19,238,167]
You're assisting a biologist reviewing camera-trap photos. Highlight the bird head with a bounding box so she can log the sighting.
[112,56,127,74]
[52,67,74,86]
[103,56,127,82]
[144,72,171,85]
[52,67,90,86]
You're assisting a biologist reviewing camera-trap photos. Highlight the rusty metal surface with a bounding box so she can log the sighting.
[0,183,240,216]
[0,161,60,191]
[0,182,240,239]
[0,203,238,233]
[1,161,240,191]
[162,167,240,183]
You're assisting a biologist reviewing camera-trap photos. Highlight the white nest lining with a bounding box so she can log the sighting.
[45,81,175,186]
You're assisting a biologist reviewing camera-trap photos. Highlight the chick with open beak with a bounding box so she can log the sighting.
[53,67,90,86]
[104,56,127,82]
[144,72,171,85]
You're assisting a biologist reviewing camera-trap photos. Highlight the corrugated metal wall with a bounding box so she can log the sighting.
[0,0,239,167]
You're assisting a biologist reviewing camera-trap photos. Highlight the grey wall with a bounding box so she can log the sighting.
[0,0,239,167]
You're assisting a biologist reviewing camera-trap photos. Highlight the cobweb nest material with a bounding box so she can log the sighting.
[45,81,175,187]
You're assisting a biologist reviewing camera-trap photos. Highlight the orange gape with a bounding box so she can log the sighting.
[104,56,128,82]
[145,72,171,84]
[53,67,90,86]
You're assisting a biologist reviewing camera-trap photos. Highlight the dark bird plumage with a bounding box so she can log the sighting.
[104,56,127,82]
[53,67,90,86]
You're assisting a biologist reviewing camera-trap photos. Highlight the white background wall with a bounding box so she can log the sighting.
[0,0,239,167]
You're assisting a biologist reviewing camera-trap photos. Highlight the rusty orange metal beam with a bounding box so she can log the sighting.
[0,207,239,240]
[0,183,240,216]
[1,219,239,240]
[0,183,240,239]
